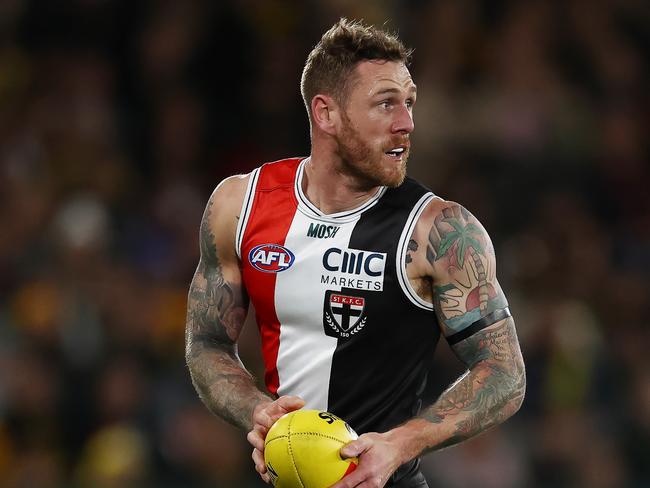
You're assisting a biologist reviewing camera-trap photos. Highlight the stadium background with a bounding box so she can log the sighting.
[0,0,648,487]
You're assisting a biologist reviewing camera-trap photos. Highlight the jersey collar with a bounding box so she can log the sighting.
[294,158,387,222]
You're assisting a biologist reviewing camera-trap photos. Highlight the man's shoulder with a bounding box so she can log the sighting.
[254,156,305,190]
[201,172,253,242]
[412,197,494,262]
[407,196,486,281]
[212,156,304,201]
[262,156,305,168]
[415,195,473,229]
[418,194,451,217]
[211,173,251,208]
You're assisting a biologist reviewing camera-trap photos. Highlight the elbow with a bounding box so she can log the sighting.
[184,345,199,383]
[184,333,204,378]
[185,344,211,403]
[185,346,206,385]
[508,360,526,416]
[492,356,526,423]
[185,326,206,368]
[185,340,195,366]
[511,383,525,415]
[184,335,196,369]
[185,352,197,379]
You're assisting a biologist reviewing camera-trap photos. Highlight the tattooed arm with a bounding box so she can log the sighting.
[400,201,525,455]
[185,175,272,431]
[333,201,525,488]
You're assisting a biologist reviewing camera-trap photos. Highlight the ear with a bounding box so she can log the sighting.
[311,94,340,136]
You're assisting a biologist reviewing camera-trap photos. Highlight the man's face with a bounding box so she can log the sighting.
[334,60,416,189]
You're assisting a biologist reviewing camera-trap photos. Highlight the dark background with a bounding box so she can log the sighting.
[0,0,648,487]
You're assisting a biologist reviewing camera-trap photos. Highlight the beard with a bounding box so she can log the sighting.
[335,114,409,190]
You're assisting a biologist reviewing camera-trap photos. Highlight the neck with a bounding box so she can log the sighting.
[303,148,382,215]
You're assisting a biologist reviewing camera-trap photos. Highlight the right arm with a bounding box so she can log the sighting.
[185,175,272,431]
[186,175,304,484]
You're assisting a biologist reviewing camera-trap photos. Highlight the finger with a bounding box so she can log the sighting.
[255,396,305,429]
[252,448,272,484]
[329,467,368,488]
[253,410,276,430]
[332,473,387,488]
[252,447,267,474]
[275,395,305,412]
[247,428,266,451]
[356,480,387,488]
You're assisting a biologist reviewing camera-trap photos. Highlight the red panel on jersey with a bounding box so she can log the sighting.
[241,158,302,395]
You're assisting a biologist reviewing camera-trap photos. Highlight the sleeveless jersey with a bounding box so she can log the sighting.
[237,157,440,435]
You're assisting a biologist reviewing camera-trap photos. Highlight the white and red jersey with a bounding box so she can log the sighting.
[236,157,439,434]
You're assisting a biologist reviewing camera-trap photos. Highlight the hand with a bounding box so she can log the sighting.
[329,432,406,488]
[247,395,305,483]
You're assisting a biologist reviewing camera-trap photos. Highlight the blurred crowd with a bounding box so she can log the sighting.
[0,0,648,487]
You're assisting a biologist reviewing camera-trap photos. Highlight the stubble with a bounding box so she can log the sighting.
[336,112,408,189]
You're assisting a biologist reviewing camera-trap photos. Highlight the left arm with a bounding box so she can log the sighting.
[415,317,525,450]
[414,203,525,452]
[332,201,525,488]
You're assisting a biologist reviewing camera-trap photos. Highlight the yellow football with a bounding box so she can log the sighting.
[264,409,358,488]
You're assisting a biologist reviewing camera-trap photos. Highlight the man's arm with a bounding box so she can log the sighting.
[417,318,525,448]
[185,175,272,431]
[412,202,525,451]
[333,201,525,488]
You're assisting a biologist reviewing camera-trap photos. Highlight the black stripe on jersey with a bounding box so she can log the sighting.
[325,177,440,435]
[446,307,512,345]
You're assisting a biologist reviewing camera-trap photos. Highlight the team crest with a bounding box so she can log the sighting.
[323,290,368,339]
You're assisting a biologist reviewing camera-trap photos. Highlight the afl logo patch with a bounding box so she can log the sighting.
[249,244,295,273]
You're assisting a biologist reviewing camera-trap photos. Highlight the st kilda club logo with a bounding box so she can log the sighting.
[323,290,368,339]
[248,243,295,273]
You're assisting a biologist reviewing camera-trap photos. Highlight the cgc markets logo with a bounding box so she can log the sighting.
[320,247,386,291]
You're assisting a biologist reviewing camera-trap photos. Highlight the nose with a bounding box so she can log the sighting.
[392,104,414,134]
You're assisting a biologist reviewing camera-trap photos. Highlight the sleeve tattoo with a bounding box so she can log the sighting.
[421,319,526,448]
[418,203,525,448]
[185,198,268,430]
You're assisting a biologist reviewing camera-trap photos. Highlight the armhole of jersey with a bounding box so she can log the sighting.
[396,192,436,311]
[235,167,261,260]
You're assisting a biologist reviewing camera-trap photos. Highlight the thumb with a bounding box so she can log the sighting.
[339,439,367,459]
